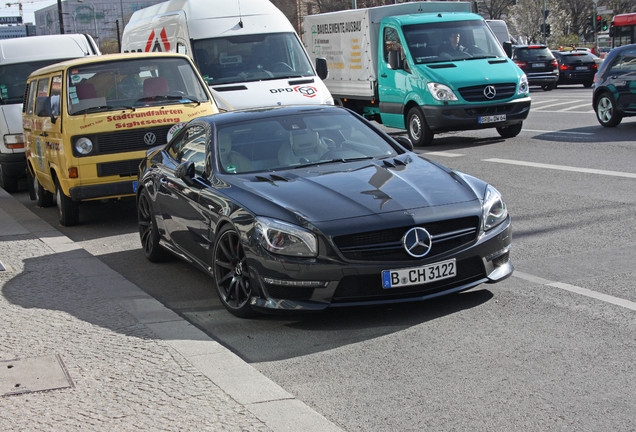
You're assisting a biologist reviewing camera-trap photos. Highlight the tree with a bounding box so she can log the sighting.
[475,0,517,20]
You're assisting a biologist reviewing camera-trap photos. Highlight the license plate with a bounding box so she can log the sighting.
[479,114,506,124]
[576,66,588,70]
[132,180,138,192]
[382,259,457,289]
[532,63,545,68]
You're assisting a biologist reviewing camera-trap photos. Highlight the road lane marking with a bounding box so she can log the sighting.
[483,158,636,179]
[561,102,594,111]
[514,271,636,312]
[528,99,558,105]
[523,129,594,135]
[424,151,464,157]
[534,100,583,110]
[533,109,595,114]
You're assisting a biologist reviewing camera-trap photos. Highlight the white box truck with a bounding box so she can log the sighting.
[0,34,99,192]
[122,0,334,110]
[303,2,530,146]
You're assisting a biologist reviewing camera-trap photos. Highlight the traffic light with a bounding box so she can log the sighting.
[602,20,608,32]
[545,24,551,37]
[596,15,602,32]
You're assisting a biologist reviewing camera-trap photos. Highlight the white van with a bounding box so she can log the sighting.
[0,34,99,192]
[121,0,333,110]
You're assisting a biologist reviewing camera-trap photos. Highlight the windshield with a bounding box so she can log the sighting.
[0,59,73,105]
[192,32,315,85]
[216,110,400,174]
[67,57,210,115]
[403,20,506,64]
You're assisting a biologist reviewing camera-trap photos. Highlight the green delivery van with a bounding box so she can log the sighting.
[304,2,531,146]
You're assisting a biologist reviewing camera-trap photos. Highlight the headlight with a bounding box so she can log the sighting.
[427,82,458,101]
[482,185,508,231]
[74,137,93,155]
[255,217,318,257]
[517,74,529,95]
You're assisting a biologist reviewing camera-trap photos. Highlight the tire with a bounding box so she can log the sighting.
[406,106,434,147]
[541,83,556,91]
[0,164,18,193]
[595,92,622,127]
[583,80,593,88]
[137,188,170,262]
[496,122,523,138]
[32,169,54,207]
[212,224,256,318]
[26,166,36,200]
[55,178,79,226]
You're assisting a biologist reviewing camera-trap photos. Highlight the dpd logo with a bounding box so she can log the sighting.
[294,85,317,98]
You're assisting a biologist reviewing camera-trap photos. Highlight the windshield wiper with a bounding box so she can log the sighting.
[466,55,499,60]
[135,94,201,105]
[72,105,135,115]
[291,156,374,169]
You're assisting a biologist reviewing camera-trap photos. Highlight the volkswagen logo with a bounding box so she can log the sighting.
[402,227,432,258]
[483,85,497,100]
[144,132,157,146]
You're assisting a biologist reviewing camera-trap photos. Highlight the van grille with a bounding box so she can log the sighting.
[72,125,173,157]
[458,83,516,102]
[97,159,143,177]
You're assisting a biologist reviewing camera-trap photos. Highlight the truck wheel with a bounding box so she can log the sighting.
[407,107,433,146]
[31,170,54,207]
[496,122,523,138]
[595,92,622,127]
[55,178,79,226]
[0,165,18,193]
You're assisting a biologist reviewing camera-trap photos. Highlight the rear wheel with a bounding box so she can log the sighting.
[583,80,593,88]
[137,188,170,262]
[541,82,556,91]
[212,224,256,318]
[595,92,622,127]
[406,106,433,147]
[496,122,523,138]
[55,178,79,226]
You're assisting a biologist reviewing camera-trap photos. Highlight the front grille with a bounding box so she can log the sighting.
[97,159,143,177]
[333,216,479,262]
[332,256,485,303]
[72,125,173,157]
[458,83,516,102]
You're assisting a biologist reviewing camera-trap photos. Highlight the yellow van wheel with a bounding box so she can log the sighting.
[29,168,54,207]
[54,178,79,226]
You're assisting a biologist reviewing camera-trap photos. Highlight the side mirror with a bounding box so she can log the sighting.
[394,135,413,151]
[503,41,513,58]
[388,50,403,70]
[175,160,196,185]
[316,57,328,80]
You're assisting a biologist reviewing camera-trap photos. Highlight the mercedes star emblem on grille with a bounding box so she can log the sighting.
[483,85,497,100]
[402,227,432,258]
[144,132,157,146]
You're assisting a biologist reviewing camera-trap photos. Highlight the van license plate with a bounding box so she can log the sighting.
[479,114,506,124]
[382,259,456,289]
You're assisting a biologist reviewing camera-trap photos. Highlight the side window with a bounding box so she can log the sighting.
[50,75,62,116]
[34,77,50,117]
[180,125,207,175]
[619,48,636,71]
[167,129,188,161]
[25,81,38,114]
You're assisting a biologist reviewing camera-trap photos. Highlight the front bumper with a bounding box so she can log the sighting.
[246,217,513,312]
[69,179,136,201]
[526,71,559,86]
[421,97,531,133]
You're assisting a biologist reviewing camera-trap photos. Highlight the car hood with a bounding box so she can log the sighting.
[229,156,480,224]
[418,58,522,89]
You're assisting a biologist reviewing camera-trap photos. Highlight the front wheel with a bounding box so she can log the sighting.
[212,225,256,318]
[32,169,54,207]
[137,188,170,262]
[496,122,523,138]
[595,93,622,127]
[55,178,79,226]
[406,106,434,146]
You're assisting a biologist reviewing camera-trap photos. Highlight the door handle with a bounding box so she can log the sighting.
[39,132,48,137]
[381,74,387,78]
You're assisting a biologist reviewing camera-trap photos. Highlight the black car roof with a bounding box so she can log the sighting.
[193,105,349,127]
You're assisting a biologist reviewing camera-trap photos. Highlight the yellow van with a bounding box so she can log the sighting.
[23,52,218,225]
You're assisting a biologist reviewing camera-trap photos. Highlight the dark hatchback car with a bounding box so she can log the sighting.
[136,105,513,317]
[513,45,559,90]
[551,50,598,87]
[593,43,636,127]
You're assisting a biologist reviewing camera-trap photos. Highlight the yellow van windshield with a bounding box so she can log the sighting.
[67,57,210,115]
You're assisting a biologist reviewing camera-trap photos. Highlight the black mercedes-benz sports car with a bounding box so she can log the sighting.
[136,105,513,317]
